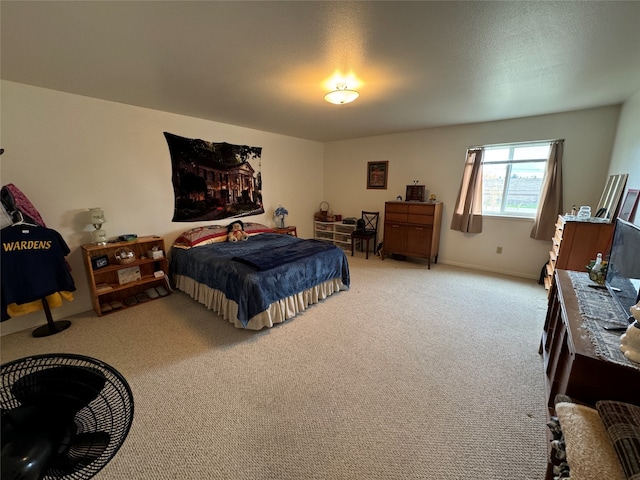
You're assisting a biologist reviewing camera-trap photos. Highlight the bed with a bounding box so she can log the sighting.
[169,223,350,329]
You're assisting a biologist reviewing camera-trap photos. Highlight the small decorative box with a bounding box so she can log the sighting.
[147,249,164,260]
[405,185,425,202]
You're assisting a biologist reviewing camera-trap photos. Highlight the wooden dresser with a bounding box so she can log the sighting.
[383,201,443,268]
[543,215,614,291]
[540,269,640,408]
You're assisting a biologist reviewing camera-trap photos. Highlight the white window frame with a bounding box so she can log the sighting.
[481,141,551,219]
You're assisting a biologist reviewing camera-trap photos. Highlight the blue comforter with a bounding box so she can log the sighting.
[170,233,350,327]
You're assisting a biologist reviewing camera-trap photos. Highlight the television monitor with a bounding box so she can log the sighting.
[605,218,640,323]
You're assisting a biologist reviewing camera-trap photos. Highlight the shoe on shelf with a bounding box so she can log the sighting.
[110,300,123,310]
[155,286,169,297]
[145,288,159,299]
[124,296,137,307]
[136,293,150,303]
[100,303,112,313]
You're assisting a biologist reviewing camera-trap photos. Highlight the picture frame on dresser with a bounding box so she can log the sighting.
[405,185,425,202]
[366,161,388,189]
[618,189,639,222]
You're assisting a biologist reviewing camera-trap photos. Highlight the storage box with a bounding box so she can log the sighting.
[117,266,141,285]
[147,249,164,259]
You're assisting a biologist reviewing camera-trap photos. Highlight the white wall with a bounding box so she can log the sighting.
[323,106,621,279]
[1,79,632,336]
[608,89,640,226]
[0,80,324,335]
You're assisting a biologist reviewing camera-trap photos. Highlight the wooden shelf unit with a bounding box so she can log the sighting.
[382,201,443,268]
[81,236,169,316]
[544,215,614,291]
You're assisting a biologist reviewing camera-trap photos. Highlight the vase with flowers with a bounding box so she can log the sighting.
[274,205,288,229]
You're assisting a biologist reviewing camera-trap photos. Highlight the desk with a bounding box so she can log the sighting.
[274,226,297,237]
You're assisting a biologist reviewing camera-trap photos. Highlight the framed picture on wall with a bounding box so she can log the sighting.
[619,189,640,222]
[367,161,388,189]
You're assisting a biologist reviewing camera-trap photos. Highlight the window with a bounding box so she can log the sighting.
[481,142,551,218]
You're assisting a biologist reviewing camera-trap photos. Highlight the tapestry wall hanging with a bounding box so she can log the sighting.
[164,132,264,222]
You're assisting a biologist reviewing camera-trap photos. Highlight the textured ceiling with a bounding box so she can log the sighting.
[2,1,639,142]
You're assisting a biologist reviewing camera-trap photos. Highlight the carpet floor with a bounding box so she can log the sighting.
[1,256,550,479]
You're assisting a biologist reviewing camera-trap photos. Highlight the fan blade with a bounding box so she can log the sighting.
[11,366,106,414]
[1,407,60,480]
[49,431,111,475]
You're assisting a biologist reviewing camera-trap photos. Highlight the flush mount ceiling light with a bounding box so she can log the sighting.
[324,83,359,105]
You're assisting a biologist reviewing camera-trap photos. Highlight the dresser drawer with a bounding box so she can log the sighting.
[386,212,408,222]
[407,214,434,225]
[385,203,409,214]
[407,203,434,215]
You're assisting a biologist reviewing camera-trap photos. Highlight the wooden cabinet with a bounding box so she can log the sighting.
[314,221,356,251]
[383,201,443,268]
[544,215,614,291]
[81,236,169,316]
[540,269,640,408]
[541,269,640,480]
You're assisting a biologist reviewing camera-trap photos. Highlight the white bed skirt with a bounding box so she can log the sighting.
[173,274,346,330]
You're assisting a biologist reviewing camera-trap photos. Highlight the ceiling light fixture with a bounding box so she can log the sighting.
[324,83,359,105]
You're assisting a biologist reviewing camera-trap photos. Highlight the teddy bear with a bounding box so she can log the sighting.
[227,220,249,242]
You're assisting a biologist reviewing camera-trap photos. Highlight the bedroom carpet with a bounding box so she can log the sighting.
[0,257,550,480]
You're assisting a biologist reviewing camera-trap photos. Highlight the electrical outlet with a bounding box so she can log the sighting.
[496,246,503,254]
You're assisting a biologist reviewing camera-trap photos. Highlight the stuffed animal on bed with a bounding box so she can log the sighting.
[227,220,249,242]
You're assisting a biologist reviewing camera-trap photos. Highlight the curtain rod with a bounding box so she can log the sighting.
[469,138,563,150]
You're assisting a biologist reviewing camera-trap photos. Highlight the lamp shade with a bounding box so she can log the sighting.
[89,208,105,225]
[324,84,359,105]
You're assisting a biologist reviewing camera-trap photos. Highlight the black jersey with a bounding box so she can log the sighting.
[1,225,76,308]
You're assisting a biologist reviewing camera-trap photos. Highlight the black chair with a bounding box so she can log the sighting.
[351,211,379,259]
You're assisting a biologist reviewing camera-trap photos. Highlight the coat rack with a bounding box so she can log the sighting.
[3,211,73,338]
[31,298,72,338]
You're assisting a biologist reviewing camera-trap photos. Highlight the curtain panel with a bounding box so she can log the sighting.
[450,148,484,233]
[530,140,564,240]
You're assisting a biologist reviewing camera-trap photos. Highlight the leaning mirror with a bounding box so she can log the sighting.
[595,173,628,221]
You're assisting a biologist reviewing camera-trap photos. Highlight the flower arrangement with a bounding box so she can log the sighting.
[274,205,288,228]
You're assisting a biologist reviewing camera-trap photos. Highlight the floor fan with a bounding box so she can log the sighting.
[1,353,134,480]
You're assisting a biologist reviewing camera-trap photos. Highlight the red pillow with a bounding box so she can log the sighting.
[173,222,273,249]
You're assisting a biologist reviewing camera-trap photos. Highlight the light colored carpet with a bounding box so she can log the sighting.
[1,257,550,479]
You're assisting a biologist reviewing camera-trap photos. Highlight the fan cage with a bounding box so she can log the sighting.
[1,353,134,480]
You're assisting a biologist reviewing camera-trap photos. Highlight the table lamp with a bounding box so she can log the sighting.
[89,207,107,244]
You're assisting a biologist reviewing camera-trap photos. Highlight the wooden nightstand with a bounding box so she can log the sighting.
[274,226,297,237]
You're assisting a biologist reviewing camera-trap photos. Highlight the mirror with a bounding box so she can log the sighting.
[595,173,628,221]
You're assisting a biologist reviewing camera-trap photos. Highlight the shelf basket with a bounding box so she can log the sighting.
[114,247,136,265]
[314,201,330,221]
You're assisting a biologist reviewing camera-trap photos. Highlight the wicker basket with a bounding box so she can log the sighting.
[114,247,136,265]
[314,201,330,221]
